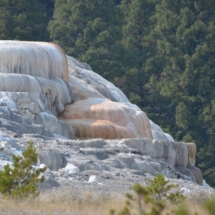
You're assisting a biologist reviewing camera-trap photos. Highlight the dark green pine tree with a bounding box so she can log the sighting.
[38,0,55,20]
[0,0,49,41]
[0,142,46,198]
[48,0,125,81]
[153,0,215,185]
[118,0,170,127]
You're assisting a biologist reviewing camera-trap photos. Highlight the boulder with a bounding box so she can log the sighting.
[88,175,98,183]
[63,163,79,174]
[38,150,67,170]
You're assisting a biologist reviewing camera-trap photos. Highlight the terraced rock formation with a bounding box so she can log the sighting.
[0,41,207,195]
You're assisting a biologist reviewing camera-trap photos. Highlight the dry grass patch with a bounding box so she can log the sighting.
[0,190,125,215]
[0,194,212,215]
[0,188,214,215]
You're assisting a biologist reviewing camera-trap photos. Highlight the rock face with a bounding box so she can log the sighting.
[0,76,73,115]
[67,56,129,102]
[60,98,152,139]
[64,55,163,140]
[0,41,73,136]
[150,120,174,141]
[0,41,68,81]
[0,40,205,188]
[0,41,154,139]
[186,142,197,166]
[38,150,67,171]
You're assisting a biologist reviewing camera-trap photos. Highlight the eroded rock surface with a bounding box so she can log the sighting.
[0,41,68,81]
[0,41,209,196]
[0,41,157,140]
[0,131,204,191]
[60,98,152,139]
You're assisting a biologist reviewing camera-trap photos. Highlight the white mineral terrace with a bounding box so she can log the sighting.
[0,41,68,81]
[0,40,171,140]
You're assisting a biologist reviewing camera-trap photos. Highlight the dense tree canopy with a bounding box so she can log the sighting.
[152,0,215,185]
[0,0,49,41]
[117,0,171,129]
[38,0,55,20]
[48,0,125,81]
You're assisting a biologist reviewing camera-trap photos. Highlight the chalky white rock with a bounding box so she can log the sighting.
[88,175,98,183]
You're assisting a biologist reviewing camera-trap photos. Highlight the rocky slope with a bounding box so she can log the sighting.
[0,41,213,198]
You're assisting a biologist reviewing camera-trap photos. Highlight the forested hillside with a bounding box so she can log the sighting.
[0,0,215,186]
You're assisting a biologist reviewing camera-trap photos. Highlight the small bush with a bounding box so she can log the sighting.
[111,174,185,215]
[0,141,46,199]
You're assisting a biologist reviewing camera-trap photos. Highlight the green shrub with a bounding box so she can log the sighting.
[0,141,46,199]
[111,174,185,215]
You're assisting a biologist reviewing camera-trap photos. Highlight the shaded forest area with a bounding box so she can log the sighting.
[1,0,215,186]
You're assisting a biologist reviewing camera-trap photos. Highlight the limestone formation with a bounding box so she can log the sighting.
[175,166,203,185]
[0,40,205,188]
[152,140,176,168]
[174,142,189,168]
[65,56,174,140]
[59,98,153,139]
[0,41,68,81]
[186,142,197,166]
[188,166,203,185]
[67,56,128,102]
[0,41,74,135]
[0,73,73,116]
[0,40,154,140]
[150,120,174,141]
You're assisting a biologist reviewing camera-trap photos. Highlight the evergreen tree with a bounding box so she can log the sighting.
[152,0,215,185]
[38,0,55,20]
[0,0,49,41]
[118,0,170,127]
[0,142,46,198]
[111,174,184,215]
[48,0,125,81]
